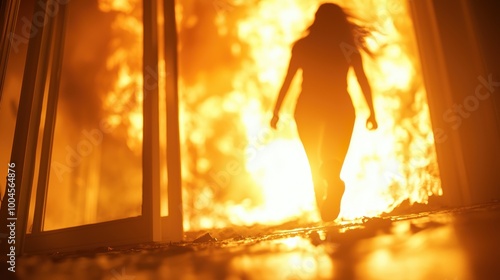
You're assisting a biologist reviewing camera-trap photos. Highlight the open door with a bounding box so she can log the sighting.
[0,0,182,254]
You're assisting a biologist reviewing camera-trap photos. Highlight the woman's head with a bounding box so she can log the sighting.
[307,3,353,43]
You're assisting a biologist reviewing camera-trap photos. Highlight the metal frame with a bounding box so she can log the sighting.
[0,0,20,99]
[0,0,183,254]
[163,0,183,242]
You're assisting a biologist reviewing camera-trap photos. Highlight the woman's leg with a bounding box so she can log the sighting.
[294,106,325,210]
[320,105,355,221]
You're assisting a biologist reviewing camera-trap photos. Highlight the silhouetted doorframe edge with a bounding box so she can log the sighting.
[410,0,500,206]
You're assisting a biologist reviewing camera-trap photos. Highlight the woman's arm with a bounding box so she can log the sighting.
[271,50,299,129]
[351,53,378,130]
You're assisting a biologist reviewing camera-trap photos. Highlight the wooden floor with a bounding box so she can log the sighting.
[3,202,500,279]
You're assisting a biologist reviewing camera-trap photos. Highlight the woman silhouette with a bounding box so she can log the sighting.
[271,3,378,222]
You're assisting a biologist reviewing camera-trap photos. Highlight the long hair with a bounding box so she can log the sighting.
[306,3,372,56]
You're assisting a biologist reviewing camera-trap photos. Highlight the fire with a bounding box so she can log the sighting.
[196,0,441,225]
[99,0,143,154]
[39,0,145,231]
[97,0,441,230]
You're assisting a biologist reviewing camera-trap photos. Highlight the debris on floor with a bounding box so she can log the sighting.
[2,202,500,279]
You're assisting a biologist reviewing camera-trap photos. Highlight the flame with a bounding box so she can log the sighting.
[99,0,143,154]
[181,0,442,227]
[98,0,441,230]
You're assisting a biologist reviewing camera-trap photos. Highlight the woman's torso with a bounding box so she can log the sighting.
[293,36,352,106]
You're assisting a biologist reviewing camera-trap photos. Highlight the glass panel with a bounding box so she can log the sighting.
[43,0,143,230]
[0,3,35,227]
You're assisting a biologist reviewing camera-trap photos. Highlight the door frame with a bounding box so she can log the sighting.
[1,0,182,254]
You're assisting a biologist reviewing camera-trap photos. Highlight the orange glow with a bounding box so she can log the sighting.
[358,224,471,279]
[229,236,334,279]
[99,0,441,230]
[196,0,441,226]
[99,0,143,154]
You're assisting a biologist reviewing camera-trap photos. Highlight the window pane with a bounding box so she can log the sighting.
[44,0,143,230]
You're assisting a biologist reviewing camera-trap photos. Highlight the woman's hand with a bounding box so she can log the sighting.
[366,113,378,130]
[270,114,279,129]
